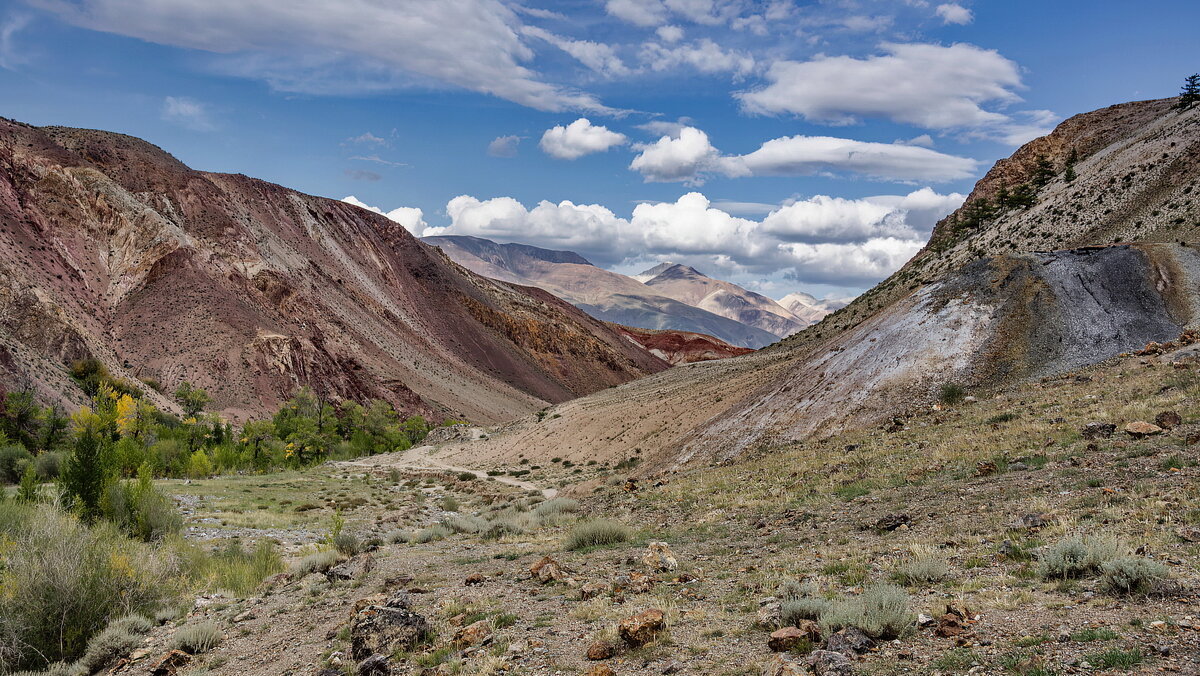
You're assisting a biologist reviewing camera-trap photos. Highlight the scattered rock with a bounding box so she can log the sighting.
[642,542,679,572]
[452,620,493,648]
[612,572,656,595]
[1081,422,1116,439]
[1156,411,1183,430]
[327,554,374,582]
[874,513,911,531]
[579,581,608,600]
[975,461,997,476]
[357,654,391,676]
[618,608,666,647]
[917,613,935,628]
[464,573,486,586]
[765,654,807,676]
[586,640,617,660]
[585,666,617,676]
[768,622,820,652]
[350,591,431,660]
[1177,525,1200,543]
[661,661,683,674]
[232,609,254,623]
[1009,513,1053,530]
[1007,461,1029,471]
[1124,421,1164,438]
[530,556,568,584]
[807,649,854,676]
[149,650,192,676]
[757,599,782,629]
[826,627,873,655]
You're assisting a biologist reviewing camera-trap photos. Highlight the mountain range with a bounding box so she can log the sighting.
[423,235,830,348]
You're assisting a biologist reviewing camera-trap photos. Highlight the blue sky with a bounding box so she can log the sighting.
[2,0,1196,300]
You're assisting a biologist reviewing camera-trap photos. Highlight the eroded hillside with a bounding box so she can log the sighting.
[0,120,667,422]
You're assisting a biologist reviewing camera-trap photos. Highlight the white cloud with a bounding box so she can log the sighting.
[487,135,521,158]
[738,43,1024,132]
[640,38,755,76]
[629,125,977,184]
[161,96,214,131]
[605,0,667,26]
[993,109,1059,146]
[935,3,973,25]
[896,134,935,147]
[522,26,629,77]
[419,187,962,284]
[636,118,693,137]
[345,132,388,146]
[0,13,31,70]
[340,195,427,235]
[349,154,407,167]
[540,118,627,160]
[655,25,684,42]
[628,127,727,184]
[37,0,612,113]
[733,134,978,182]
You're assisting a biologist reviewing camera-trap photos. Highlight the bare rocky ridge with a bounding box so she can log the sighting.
[610,324,755,364]
[637,262,809,338]
[430,98,1200,474]
[0,119,668,422]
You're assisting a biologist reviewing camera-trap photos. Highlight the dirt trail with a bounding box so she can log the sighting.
[336,444,558,498]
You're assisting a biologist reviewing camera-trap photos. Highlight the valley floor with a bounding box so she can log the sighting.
[132,348,1200,676]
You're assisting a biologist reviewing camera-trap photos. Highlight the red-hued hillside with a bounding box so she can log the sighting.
[0,119,668,422]
[613,325,754,364]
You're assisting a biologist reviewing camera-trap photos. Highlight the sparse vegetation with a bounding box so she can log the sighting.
[1100,556,1169,595]
[170,620,223,654]
[564,519,631,550]
[1038,536,1122,579]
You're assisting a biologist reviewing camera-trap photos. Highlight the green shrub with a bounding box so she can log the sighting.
[0,444,33,483]
[1100,556,1168,595]
[102,467,183,541]
[296,549,341,575]
[892,553,949,585]
[564,519,631,551]
[819,584,914,639]
[385,529,412,544]
[35,451,64,480]
[170,620,223,654]
[534,497,580,518]
[1038,536,1122,579]
[440,495,460,512]
[939,383,966,405]
[76,615,152,673]
[413,525,452,544]
[0,503,173,670]
[1086,648,1142,669]
[442,514,489,534]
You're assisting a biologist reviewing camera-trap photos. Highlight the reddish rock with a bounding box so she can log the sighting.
[613,325,755,365]
[584,666,617,676]
[149,650,192,676]
[530,556,567,583]
[464,573,485,586]
[768,622,820,652]
[1125,421,1164,438]
[618,608,666,647]
[452,620,492,648]
[1155,411,1183,430]
[586,640,617,660]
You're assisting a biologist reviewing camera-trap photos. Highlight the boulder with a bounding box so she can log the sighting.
[825,627,873,655]
[642,542,679,572]
[357,654,391,676]
[1081,422,1116,439]
[807,649,854,675]
[149,650,192,676]
[530,556,568,583]
[612,572,656,595]
[768,622,820,652]
[464,573,486,586]
[1125,421,1164,438]
[756,600,782,630]
[1156,411,1183,430]
[585,666,617,676]
[579,581,608,600]
[327,554,374,582]
[349,591,431,660]
[586,640,617,660]
[452,620,493,648]
[764,654,807,676]
[618,608,666,647]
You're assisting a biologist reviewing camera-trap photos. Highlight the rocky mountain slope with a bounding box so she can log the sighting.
[610,324,754,364]
[423,235,781,348]
[636,262,809,338]
[429,97,1200,473]
[779,291,850,325]
[0,119,669,423]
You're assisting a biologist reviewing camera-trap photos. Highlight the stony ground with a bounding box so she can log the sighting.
[110,348,1200,676]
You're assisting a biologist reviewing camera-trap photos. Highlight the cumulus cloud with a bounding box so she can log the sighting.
[420,187,961,284]
[487,135,521,158]
[655,25,684,42]
[738,43,1025,132]
[629,126,977,184]
[161,96,214,131]
[340,195,428,235]
[540,118,628,160]
[639,38,755,76]
[935,3,973,24]
[37,0,612,113]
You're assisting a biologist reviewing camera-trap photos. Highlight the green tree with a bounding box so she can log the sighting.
[1031,154,1056,188]
[174,381,211,417]
[241,419,275,465]
[17,462,39,502]
[1175,73,1200,111]
[60,408,112,521]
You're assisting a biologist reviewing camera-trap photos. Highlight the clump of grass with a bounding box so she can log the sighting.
[1086,648,1142,669]
[932,647,982,671]
[412,524,452,544]
[819,583,914,639]
[170,620,223,654]
[534,497,580,518]
[1038,536,1121,579]
[1100,557,1169,595]
[1070,627,1119,642]
[295,550,341,575]
[564,519,631,551]
[985,412,1019,424]
[939,382,966,405]
[892,549,949,586]
[442,514,489,534]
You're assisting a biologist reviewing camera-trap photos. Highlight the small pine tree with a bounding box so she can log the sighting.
[1063,148,1079,182]
[1175,73,1200,111]
[1031,154,1056,188]
[17,462,39,502]
[60,409,112,521]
